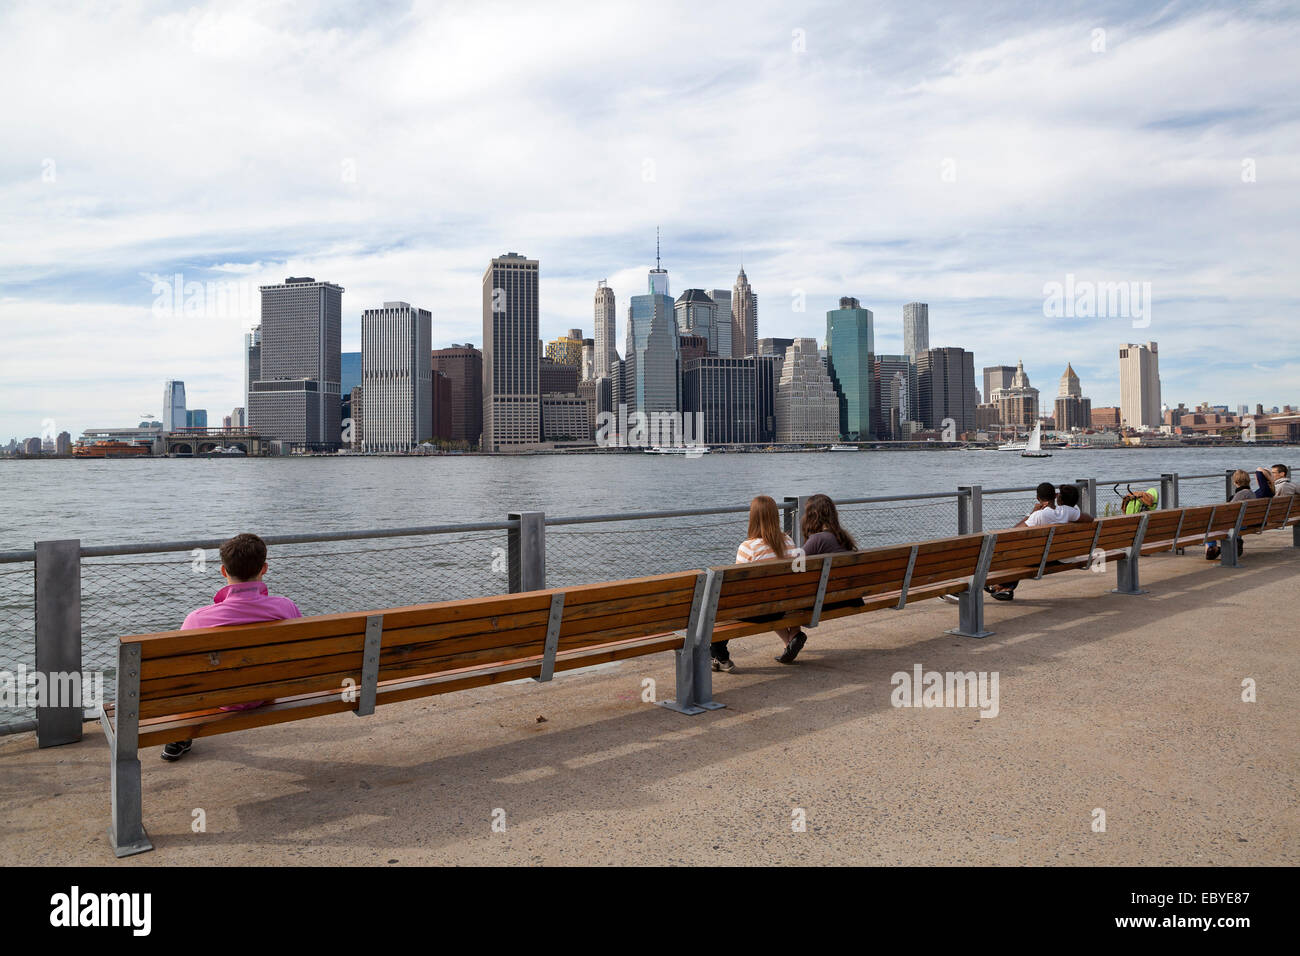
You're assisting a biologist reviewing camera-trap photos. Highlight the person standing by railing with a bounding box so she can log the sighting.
[712,495,802,673]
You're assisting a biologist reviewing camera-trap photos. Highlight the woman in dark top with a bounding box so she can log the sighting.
[778,494,860,664]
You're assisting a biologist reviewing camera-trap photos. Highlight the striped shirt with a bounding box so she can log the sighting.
[737,534,801,564]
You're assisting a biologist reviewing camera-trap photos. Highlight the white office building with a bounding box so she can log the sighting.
[776,338,840,442]
[361,302,433,452]
[1119,341,1161,428]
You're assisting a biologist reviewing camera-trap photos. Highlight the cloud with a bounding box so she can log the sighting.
[0,0,1297,439]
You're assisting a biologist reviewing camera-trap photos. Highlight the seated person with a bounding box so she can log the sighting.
[987,483,1090,601]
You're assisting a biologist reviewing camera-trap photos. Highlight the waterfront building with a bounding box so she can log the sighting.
[349,386,363,449]
[1092,405,1121,429]
[903,303,929,361]
[577,376,612,437]
[482,252,542,451]
[361,301,433,453]
[775,338,839,442]
[431,370,453,441]
[249,276,344,448]
[983,365,1015,405]
[992,360,1040,429]
[732,267,757,360]
[594,281,617,379]
[341,351,362,400]
[826,297,875,440]
[231,407,246,428]
[162,380,186,432]
[185,409,207,429]
[23,437,42,455]
[541,393,593,442]
[1119,341,1162,428]
[431,345,483,446]
[1053,362,1092,430]
[917,347,976,432]
[755,353,783,442]
[975,403,1001,429]
[55,431,71,455]
[539,356,579,395]
[708,288,733,353]
[581,337,595,382]
[681,356,758,444]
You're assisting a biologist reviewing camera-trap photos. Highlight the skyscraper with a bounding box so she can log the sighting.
[873,354,914,439]
[249,276,343,447]
[917,347,976,432]
[732,267,757,360]
[242,327,260,412]
[993,359,1040,428]
[903,303,929,361]
[1119,342,1161,428]
[431,345,484,446]
[162,380,186,432]
[681,356,758,444]
[1054,363,1092,431]
[675,289,730,357]
[825,297,875,440]
[361,301,432,452]
[776,338,840,442]
[594,281,617,379]
[627,244,680,425]
[482,253,541,450]
[708,288,733,354]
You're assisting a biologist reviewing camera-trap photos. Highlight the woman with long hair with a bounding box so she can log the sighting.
[712,495,802,672]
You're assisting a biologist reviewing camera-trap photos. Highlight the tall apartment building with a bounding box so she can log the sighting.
[1119,341,1161,428]
[360,301,432,452]
[481,253,541,451]
[903,303,929,361]
[732,267,757,360]
[242,327,260,412]
[708,288,733,354]
[681,356,758,444]
[982,365,1015,404]
[594,281,617,379]
[775,338,839,442]
[917,347,976,432]
[249,277,343,448]
[825,296,875,440]
[675,289,730,357]
[431,345,483,446]
[162,380,186,432]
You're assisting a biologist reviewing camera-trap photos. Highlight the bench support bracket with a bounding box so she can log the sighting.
[1220,503,1246,569]
[355,615,383,716]
[107,642,152,857]
[533,594,565,683]
[1111,513,1150,595]
[659,570,725,715]
[946,534,995,639]
[808,555,834,626]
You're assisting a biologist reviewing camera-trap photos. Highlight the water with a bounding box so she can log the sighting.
[1,446,1288,548]
[0,446,1292,729]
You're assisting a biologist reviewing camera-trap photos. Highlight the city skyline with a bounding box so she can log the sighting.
[3,1,1298,439]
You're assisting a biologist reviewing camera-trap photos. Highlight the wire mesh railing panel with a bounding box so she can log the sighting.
[546,516,746,587]
[980,493,1039,529]
[0,563,35,730]
[79,531,509,706]
[1177,475,1228,508]
[836,499,960,547]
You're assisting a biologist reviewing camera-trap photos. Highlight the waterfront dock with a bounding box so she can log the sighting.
[3,532,1296,866]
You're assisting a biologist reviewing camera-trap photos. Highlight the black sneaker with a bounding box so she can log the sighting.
[714,658,736,673]
[1205,545,1220,560]
[776,631,807,664]
[161,739,192,762]
[990,589,1015,602]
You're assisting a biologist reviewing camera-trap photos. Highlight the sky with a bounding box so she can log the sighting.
[1,0,1298,440]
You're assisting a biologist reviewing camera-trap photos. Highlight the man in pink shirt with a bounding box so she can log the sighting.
[162,533,301,762]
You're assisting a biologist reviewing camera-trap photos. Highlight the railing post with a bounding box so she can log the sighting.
[34,539,83,748]
[507,512,546,593]
[783,496,810,547]
[957,485,982,534]
[1160,472,1179,509]
[1224,469,1235,501]
[1076,477,1098,517]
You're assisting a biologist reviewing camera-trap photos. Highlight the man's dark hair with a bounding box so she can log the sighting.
[1058,484,1081,508]
[220,533,267,581]
[1274,464,1290,478]
[1036,482,1056,502]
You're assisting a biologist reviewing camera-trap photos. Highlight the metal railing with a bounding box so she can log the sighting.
[2,467,1293,743]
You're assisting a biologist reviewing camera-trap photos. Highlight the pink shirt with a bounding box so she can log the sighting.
[182,581,301,712]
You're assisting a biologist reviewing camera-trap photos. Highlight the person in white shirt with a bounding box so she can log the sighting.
[988,483,1090,601]
[712,495,805,672]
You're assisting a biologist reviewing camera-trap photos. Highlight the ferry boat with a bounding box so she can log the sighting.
[73,441,152,459]
[643,445,710,455]
[828,444,859,452]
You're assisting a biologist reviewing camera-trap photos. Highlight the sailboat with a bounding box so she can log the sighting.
[1021,422,1051,458]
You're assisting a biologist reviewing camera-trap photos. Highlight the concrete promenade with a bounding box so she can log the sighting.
[3,532,1297,866]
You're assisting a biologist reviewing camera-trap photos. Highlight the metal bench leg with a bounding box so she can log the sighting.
[1111,553,1147,595]
[108,643,152,857]
[946,535,995,639]
[1220,531,1241,568]
[1293,523,1300,548]
[658,570,725,715]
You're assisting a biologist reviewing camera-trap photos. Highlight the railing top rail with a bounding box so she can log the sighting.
[74,520,518,559]
[0,550,36,564]
[1096,476,1165,485]
[836,491,962,504]
[981,485,1040,494]
[1178,472,1229,479]
[547,504,754,526]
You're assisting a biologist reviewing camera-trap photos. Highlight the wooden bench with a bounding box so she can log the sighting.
[103,570,711,857]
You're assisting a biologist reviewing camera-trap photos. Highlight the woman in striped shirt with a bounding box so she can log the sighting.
[711,495,804,672]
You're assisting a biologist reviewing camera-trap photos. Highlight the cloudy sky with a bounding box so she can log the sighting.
[1,0,1297,440]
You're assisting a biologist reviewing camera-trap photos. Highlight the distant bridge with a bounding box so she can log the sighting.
[164,428,272,457]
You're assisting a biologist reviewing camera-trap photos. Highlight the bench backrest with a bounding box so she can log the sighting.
[1173,505,1216,545]
[1140,509,1186,553]
[1262,495,1295,530]
[1239,497,1272,534]
[1205,500,1246,540]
